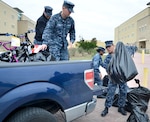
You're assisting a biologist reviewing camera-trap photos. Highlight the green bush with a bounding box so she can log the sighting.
[69,48,76,57]
[77,40,97,54]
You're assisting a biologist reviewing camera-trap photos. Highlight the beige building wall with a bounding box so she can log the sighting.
[0,0,35,44]
[115,6,150,51]
[97,41,105,47]
[0,0,18,41]
[137,13,150,52]
[18,19,35,43]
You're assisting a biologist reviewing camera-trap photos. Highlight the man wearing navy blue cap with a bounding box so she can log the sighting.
[105,40,113,48]
[101,40,127,117]
[91,47,105,86]
[63,0,74,13]
[41,0,75,61]
[34,6,53,45]
[102,40,114,69]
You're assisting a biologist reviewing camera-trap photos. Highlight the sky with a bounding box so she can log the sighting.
[2,0,150,41]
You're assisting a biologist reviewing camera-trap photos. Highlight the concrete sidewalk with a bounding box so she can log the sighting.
[127,53,150,88]
[73,53,150,122]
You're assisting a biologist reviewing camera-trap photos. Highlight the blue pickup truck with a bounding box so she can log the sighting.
[0,61,101,122]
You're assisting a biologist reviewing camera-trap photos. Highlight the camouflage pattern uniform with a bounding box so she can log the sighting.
[103,54,112,69]
[91,53,105,86]
[104,53,127,108]
[42,12,75,61]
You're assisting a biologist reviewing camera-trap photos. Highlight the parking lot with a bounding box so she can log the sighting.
[73,52,150,122]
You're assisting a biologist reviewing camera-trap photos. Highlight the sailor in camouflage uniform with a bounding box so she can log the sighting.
[91,47,105,86]
[42,1,75,61]
[101,40,128,117]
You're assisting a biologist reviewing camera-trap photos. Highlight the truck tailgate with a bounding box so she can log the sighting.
[93,85,107,96]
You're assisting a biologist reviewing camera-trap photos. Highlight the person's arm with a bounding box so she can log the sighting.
[99,56,105,68]
[93,55,103,79]
[69,19,75,45]
[92,55,100,73]
[102,55,111,69]
[42,17,55,50]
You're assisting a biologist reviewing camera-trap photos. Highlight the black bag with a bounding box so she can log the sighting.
[127,107,149,122]
[32,49,55,62]
[102,75,109,87]
[107,42,138,83]
[126,84,150,122]
[112,79,150,122]
[127,86,150,113]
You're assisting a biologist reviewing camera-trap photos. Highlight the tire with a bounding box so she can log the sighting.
[6,107,57,122]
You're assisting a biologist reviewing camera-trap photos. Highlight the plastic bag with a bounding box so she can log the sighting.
[127,106,149,122]
[126,85,150,122]
[107,41,138,83]
[102,75,109,87]
[112,80,150,121]
[31,50,55,62]
[127,86,150,112]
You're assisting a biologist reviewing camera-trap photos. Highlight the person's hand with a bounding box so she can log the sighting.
[69,42,73,48]
[42,44,47,51]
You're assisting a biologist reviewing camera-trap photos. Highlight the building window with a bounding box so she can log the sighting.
[139,27,141,32]
[125,27,126,31]
[11,15,15,19]
[144,24,147,30]
[11,25,15,29]
[4,22,6,26]
[18,13,22,20]
[3,10,6,15]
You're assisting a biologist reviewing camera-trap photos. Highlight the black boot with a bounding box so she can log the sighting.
[101,107,108,117]
[118,107,127,115]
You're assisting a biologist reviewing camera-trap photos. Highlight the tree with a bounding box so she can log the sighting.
[77,38,97,54]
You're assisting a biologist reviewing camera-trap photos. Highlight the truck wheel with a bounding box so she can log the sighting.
[7,107,57,122]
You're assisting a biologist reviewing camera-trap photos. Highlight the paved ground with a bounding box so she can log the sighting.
[73,53,150,122]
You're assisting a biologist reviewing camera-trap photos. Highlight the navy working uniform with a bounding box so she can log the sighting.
[91,47,105,86]
[101,40,128,117]
[34,6,53,45]
[42,1,75,61]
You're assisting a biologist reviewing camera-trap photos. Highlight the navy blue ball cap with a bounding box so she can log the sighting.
[63,0,75,13]
[96,47,105,53]
[105,40,113,48]
[44,6,53,16]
